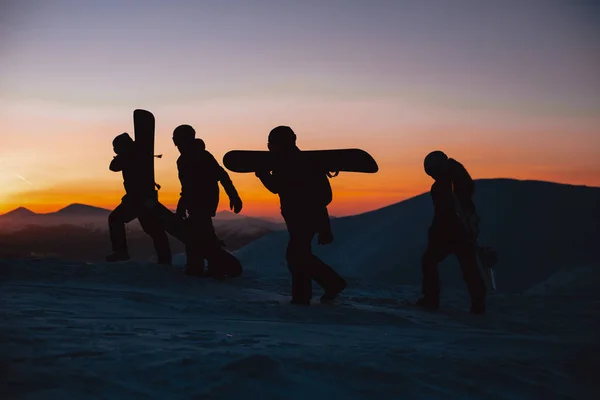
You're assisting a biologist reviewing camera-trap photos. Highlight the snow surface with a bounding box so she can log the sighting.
[2,179,599,399]
[2,258,599,399]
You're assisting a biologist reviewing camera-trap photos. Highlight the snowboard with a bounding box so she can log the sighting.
[133,109,157,193]
[222,149,379,174]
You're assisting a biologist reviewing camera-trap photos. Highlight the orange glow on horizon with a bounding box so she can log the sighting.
[2,163,599,217]
[1,103,598,217]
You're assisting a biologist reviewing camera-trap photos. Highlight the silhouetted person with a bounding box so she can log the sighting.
[417,150,486,314]
[106,133,172,264]
[255,126,346,305]
[173,125,243,277]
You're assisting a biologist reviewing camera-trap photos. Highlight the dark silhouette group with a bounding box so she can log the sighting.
[107,124,489,314]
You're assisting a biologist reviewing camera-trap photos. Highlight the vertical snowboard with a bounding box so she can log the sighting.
[223,149,379,174]
[132,109,242,277]
[133,109,157,195]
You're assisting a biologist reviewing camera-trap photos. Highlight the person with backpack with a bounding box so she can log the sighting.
[172,125,243,277]
[255,126,347,305]
[416,150,487,314]
[106,132,172,264]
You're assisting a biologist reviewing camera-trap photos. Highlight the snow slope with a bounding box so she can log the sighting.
[1,179,599,399]
[2,258,599,399]
[236,179,600,292]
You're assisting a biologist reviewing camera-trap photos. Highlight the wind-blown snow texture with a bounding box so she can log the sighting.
[2,179,599,399]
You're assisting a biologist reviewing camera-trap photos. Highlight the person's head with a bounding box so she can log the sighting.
[267,126,297,153]
[172,124,196,153]
[424,150,449,180]
[112,132,134,155]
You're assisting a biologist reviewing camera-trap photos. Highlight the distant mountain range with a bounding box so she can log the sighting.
[1,204,110,219]
[0,203,286,260]
[0,203,285,233]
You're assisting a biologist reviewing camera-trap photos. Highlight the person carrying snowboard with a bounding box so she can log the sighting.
[106,133,172,264]
[172,125,243,277]
[416,150,487,314]
[255,126,346,305]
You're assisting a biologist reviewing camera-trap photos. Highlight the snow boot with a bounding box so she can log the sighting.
[320,279,348,304]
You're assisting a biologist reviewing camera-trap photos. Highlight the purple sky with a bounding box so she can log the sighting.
[1,0,599,214]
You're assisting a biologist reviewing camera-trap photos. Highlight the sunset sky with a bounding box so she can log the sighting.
[1,0,599,218]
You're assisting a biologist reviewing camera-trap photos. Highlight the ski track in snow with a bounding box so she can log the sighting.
[1,258,599,400]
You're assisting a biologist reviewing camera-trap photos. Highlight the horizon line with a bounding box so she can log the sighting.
[2,177,598,219]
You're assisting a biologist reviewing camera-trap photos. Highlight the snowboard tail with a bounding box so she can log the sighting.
[223,149,379,174]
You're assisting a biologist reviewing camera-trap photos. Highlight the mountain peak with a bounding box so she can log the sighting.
[0,206,37,218]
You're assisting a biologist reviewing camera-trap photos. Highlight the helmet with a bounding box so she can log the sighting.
[268,126,296,146]
[173,124,195,146]
[424,150,448,177]
[112,132,134,154]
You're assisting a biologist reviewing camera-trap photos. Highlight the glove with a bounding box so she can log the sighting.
[176,197,187,219]
[230,195,243,214]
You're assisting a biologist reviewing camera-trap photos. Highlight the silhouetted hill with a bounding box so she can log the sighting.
[54,203,111,217]
[0,203,283,233]
[237,178,600,292]
[1,207,36,218]
[0,204,284,261]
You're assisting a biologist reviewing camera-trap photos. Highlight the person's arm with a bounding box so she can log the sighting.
[256,171,279,194]
[109,154,126,172]
[219,166,241,199]
[207,153,239,199]
[206,152,243,213]
[175,159,188,218]
[317,207,334,245]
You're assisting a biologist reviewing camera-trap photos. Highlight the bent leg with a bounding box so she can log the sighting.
[285,230,314,305]
[139,212,172,264]
[182,216,204,275]
[195,217,227,278]
[311,255,347,302]
[420,241,448,305]
[108,201,137,256]
[455,243,487,313]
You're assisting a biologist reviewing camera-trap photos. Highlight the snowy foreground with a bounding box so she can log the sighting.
[1,257,599,399]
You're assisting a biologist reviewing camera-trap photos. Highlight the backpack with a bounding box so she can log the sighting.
[448,158,480,240]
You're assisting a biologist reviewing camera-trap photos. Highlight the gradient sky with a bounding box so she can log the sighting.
[1,0,599,217]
